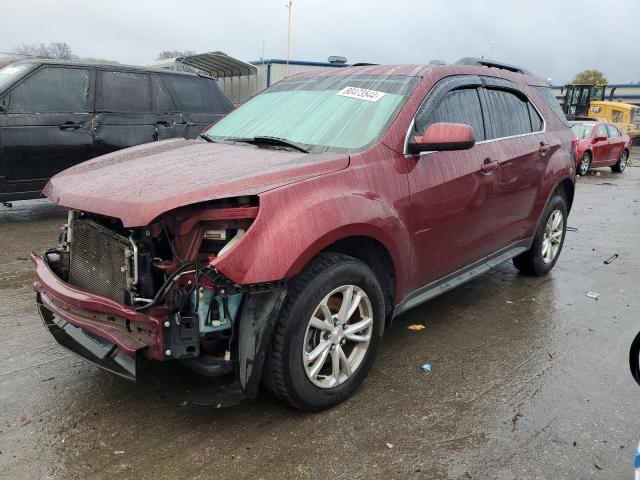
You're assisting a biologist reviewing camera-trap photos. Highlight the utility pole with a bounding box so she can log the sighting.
[286,1,292,77]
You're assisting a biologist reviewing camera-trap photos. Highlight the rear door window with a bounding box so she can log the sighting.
[415,87,485,141]
[596,124,609,138]
[528,103,544,132]
[98,70,151,112]
[482,89,532,139]
[9,66,91,113]
[162,75,232,113]
[533,86,571,126]
[606,124,621,138]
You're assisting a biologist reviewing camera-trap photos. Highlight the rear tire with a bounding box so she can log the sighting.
[577,152,591,176]
[513,194,567,276]
[263,252,384,411]
[611,149,628,173]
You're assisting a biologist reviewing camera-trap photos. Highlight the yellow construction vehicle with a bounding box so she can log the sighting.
[562,84,640,141]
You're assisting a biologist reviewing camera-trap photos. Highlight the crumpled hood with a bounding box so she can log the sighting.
[44,139,348,227]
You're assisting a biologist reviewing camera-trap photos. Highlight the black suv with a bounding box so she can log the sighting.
[0,60,233,202]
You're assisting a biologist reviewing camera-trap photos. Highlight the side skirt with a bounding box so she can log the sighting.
[393,239,532,318]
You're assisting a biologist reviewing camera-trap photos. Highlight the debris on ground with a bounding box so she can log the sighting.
[603,254,619,265]
[385,442,394,449]
[506,300,514,304]
[407,324,426,331]
[420,363,432,374]
[585,292,599,300]
[114,450,125,454]
[19,416,31,427]
[511,412,523,431]
[566,226,578,232]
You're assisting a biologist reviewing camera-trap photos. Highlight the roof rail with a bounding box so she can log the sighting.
[428,60,447,65]
[455,57,533,75]
[350,62,378,67]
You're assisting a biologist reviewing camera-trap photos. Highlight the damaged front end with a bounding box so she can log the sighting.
[33,197,286,400]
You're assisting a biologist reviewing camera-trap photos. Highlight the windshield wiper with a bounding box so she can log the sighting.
[230,136,309,153]
[199,133,217,143]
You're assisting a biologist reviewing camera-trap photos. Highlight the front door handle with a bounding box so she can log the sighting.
[481,159,499,174]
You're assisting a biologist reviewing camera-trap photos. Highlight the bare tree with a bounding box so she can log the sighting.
[155,50,203,73]
[13,42,73,59]
[157,50,197,61]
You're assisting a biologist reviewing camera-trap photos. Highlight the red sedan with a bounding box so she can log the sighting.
[571,121,632,176]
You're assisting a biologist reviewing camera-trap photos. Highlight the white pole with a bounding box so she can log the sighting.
[286,1,292,77]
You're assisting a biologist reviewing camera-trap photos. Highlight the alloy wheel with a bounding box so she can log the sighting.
[579,155,590,176]
[619,151,628,171]
[541,210,563,264]
[302,285,373,389]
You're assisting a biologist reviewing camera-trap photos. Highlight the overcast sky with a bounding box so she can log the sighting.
[1,0,638,84]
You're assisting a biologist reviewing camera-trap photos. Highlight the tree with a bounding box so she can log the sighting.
[13,42,73,59]
[157,50,197,61]
[156,50,199,72]
[572,69,608,85]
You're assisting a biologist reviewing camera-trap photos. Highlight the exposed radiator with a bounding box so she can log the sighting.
[68,218,135,305]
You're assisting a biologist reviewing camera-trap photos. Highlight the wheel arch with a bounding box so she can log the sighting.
[283,226,403,312]
[554,177,575,213]
[320,235,396,318]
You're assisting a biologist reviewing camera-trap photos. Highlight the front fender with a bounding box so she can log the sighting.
[212,170,411,301]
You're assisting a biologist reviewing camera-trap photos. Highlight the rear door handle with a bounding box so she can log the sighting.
[539,142,551,155]
[59,122,83,130]
[480,159,499,174]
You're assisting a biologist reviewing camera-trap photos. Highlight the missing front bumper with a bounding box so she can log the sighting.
[38,301,137,381]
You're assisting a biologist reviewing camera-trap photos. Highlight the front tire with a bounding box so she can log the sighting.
[513,194,567,276]
[611,149,628,173]
[577,152,591,176]
[263,253,385,411]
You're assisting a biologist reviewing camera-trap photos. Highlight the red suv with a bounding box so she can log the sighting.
[571,121,632,176]
[33,58,575,410]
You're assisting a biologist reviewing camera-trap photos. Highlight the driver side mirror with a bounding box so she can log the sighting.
[0,95,9,113]
[408,122,475,155]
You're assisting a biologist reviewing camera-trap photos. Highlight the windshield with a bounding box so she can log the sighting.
[571,124,595,139]
[205,75,420,154]
[0,63,31,93]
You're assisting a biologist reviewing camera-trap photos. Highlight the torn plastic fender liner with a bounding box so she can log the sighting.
[237,285,287,398]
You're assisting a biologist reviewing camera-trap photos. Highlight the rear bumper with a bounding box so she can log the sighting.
[31,253,167,379]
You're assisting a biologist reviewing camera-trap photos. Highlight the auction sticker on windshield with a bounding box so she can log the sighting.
[337,86,386,102]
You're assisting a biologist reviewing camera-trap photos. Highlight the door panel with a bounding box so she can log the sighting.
[591,124,611,165]
[0,112,94,181]
[606,124,625,164]
[0,66,94,196]
[181,112,225,139]
[478,86,548,250]
[408,144,498,291]
[161,75,233,139]
[95,70,156,156]
[488,135,547,247]
[408,83,496,291]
